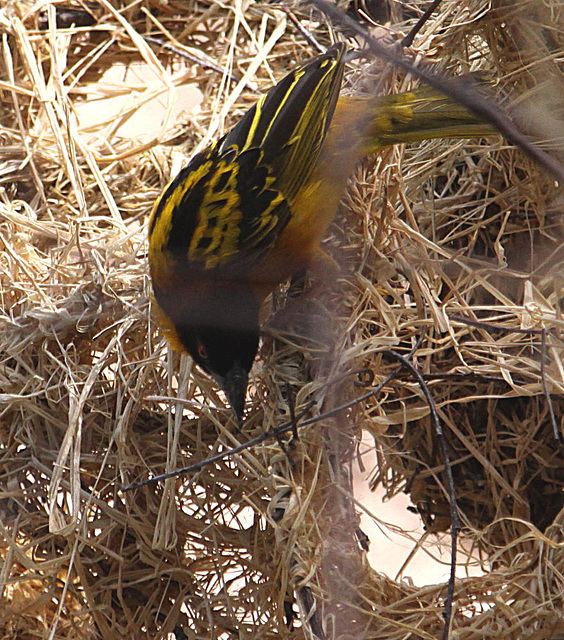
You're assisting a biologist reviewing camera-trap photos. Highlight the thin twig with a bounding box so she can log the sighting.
[143,35,261,93]
[123,399,316,490]
[402,0,443,48]
[388,351,460,640]
[282,7,326,52]
[307,0,564,184]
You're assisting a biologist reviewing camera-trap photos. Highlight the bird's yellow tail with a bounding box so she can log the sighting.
[368,83,496,152]
[331,84,496,159]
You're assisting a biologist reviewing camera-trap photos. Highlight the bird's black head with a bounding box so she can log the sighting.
[180,323,259,424]
[161,280,261,424]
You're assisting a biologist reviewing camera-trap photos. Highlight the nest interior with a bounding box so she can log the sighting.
[0,1,563,639]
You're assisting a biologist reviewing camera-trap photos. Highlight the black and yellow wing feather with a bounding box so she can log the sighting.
[148,44,346,284]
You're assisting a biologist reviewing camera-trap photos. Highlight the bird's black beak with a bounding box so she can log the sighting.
[219,363,248,426]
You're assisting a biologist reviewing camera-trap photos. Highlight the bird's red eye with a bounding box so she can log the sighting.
[197,344,208,360]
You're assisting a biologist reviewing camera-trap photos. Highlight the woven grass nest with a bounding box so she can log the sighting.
[1,0,563,638]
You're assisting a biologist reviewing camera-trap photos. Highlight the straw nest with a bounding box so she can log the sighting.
[1,0,563,638]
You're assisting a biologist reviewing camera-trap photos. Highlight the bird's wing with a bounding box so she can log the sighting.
[149,44,345,278]
[219,42,345,202]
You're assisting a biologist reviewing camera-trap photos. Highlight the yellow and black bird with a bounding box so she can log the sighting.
[148,43,493,422]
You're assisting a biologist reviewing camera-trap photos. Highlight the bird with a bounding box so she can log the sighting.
[148,43,494,423]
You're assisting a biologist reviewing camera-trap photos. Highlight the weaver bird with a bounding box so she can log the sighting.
[148,43,493,423]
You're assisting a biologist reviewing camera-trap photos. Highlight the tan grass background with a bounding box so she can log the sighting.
[0,0,563,638]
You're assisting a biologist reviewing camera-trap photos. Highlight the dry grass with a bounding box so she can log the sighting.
[0,0,563,638]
